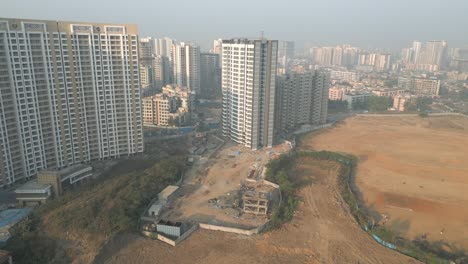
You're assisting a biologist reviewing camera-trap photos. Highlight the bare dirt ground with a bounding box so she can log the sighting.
[163,141,289,227]
[96,156,416,264]
[302,115,468,249]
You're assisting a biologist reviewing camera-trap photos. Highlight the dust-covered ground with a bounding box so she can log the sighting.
[96,155,417,264]
[302,115,468,249]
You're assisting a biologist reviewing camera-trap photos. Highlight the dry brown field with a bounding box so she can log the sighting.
[302,115,468,249]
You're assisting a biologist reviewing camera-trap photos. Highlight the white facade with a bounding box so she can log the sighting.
[173,42,200,93]
[0,18,143,187]
[330,70,358,82]
[221,38,278,150]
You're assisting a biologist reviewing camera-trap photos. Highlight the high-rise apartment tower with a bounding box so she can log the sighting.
[221,38,278,150]
[0,18,143,187]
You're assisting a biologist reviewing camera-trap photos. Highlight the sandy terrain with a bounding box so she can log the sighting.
[302,115,468,249]
[163,142,289,227]
[96,156,416,264]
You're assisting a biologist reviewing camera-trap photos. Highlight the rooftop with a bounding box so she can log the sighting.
[39,164,92,179]
[15,180,51,193]
[159,186,179,200]
[0,208,32,230]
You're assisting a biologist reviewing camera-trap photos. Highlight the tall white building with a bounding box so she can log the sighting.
[0,18,143,187]
[221,38,278,150]
[154,37,175,58]
[172,42,200,93]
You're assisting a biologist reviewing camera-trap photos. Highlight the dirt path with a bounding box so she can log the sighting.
[96,157,417,264]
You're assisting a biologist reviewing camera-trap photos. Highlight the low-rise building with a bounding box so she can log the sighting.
[393,94,418,111]
[142,85,194,126]
[14,181,52,206]
[371,89,404,98]
[329,87,346,100]
[330,70,358,82]
[15,165,92,206]
[37,165,93,197]
[0,208,32,244]
[343,93,373,109]
[398,77,440,96]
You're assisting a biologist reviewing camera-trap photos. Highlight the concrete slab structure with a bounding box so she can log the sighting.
[242,191,268,215]
[14,181,52,206]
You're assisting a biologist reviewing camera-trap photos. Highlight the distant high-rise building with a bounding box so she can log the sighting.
[332,46,343,66]
[221,38,278,150]
[0,18,143,187]
[276,72,329,133]
[140,65,153,88]
[200,53,221,98]
[154,37,175,58]
[213,39,222,55]
[139,37,154,66]
[402,40,448,71]
[277,41,295,74]
[374,54,391,71]
[173,42,200,93]
[342,45,359,67]
[411,41,422,63]
[420,40,448,67]
[153,55,171,90]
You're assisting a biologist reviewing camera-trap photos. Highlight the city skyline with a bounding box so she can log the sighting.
[2,0,468,51]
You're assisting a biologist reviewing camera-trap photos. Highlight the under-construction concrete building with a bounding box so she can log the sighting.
[242,191,269,215]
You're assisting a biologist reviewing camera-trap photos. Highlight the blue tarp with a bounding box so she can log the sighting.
[178,127,195,133]
[0,208,32,228]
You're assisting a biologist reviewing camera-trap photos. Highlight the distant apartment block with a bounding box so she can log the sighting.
[139,37,154,67]
[393,94,418,111]
[142,85,193,126]
[358,53,391,71]
[276,71,329,133]
[222,38,278,150]
[0,18,143,187]
[330,70,358,82]
[328,87,346,101]
[371,89,404,98]
[398,77,440,96]
[277,41,295,74]
[343,93,373,109]
[173,42,200,94]
[200,53,221,98]
[140,65,152,88]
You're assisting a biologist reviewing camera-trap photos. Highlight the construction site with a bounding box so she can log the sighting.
[155,141,291,236]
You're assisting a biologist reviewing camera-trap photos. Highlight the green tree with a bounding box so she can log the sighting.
[328,100,349,113]
[368,96,391,112]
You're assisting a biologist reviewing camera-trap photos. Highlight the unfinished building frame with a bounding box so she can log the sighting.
[242,191,268,215]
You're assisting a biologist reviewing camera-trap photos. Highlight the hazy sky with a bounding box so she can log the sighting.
[2,0,467,51]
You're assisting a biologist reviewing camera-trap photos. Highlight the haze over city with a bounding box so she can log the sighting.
[2,0,468,50]
[1,1,468,264]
